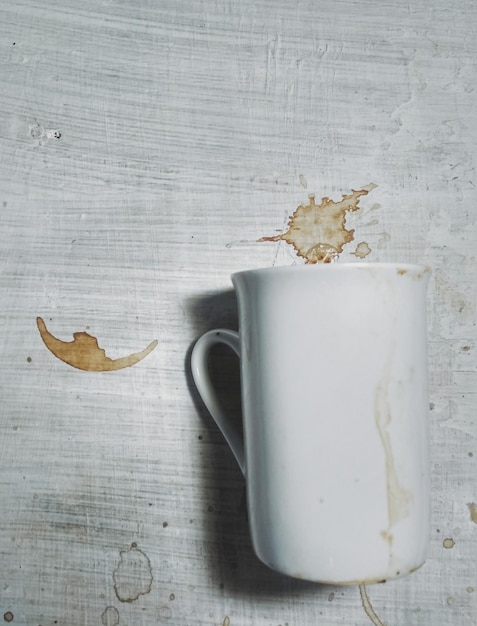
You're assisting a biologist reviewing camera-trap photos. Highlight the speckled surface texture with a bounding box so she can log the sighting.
[0,1,475,624]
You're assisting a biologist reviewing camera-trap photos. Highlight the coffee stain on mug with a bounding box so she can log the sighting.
[37,317,158,371]
[375,354,413,544]
[258,183,377,262]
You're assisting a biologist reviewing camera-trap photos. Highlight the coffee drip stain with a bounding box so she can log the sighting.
[258,184,377,262]
[37,317,157,372]
[359,585,386,626]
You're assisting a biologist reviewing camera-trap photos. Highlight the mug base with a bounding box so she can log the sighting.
[285,561,425,586]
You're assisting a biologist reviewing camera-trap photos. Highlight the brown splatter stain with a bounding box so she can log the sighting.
[3,613,14,623]
[352,241,372,259]
[359,585,385,626]
[113,544,153,602]
[258,183,377,263]
[36,317,157,371]
[443,537,455,549]
[467,502,477,523]
[101,606,119,626]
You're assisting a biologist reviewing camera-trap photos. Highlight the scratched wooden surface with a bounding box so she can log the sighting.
[0,0,476,624]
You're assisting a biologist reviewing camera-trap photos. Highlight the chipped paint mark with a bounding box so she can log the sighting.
[467,502,477,523]
[352,241,372,259]
[29,123,61,140]
[222,617,231,626]
[113,544,153,602]
[443,537,455,549]
[359,585,385,626]
[299,174,308,188]
[101,606,119,626]
[37,317,157,371]
[258,184,377,263]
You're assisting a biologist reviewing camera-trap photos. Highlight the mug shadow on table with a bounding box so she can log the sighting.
[184,290,335,598]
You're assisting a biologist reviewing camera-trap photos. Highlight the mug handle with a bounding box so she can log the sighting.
[191,329,245,476]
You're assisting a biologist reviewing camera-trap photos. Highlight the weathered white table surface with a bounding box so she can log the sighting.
[0,1,476,624]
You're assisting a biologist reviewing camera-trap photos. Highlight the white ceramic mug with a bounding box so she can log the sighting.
[191,263,431,584]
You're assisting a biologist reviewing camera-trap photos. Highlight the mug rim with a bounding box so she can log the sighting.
[232,262,431,281]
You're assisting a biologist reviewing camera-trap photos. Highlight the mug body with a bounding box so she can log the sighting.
[231,263,430,584]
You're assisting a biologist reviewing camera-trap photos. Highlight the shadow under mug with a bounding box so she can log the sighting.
[191,263,431,585]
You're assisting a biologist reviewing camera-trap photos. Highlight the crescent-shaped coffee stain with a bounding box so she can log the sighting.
[36,317,158,372]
